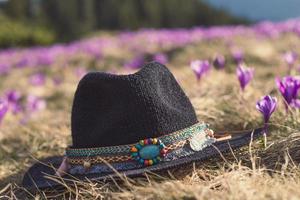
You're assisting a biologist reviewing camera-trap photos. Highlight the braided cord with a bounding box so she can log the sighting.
[66,122,207,157]
[67,139,187,165]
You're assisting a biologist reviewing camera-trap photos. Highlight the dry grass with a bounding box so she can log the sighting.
[0,33,300,199]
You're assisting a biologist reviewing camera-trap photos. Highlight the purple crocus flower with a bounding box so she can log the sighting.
[256,95,277,148]
[26,95,46,113]
[6,90,21,103]
[17,95,46,124]
[124,55,145,69]
[256,95,277,124]
[190,60,211,81]
[283,51,297,67]
[153,53,168,64]
[276,76,300,109]
[29,73,46,86]
[232,49,244,64]
[236,64,254,91]
[213,54,225,69]
[0,99,8,124]
[6,90,23,114]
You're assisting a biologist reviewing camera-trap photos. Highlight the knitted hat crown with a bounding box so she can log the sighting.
[71,62,198,148]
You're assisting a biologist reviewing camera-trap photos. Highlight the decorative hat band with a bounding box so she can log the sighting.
[66,122,216,171]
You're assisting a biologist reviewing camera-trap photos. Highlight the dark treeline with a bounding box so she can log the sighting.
[3,0,249,42]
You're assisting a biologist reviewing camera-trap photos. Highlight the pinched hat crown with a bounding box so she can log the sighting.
[71,62,198,148]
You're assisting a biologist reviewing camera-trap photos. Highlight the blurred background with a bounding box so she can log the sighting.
[0,0,298,48]
[2,1,300,198]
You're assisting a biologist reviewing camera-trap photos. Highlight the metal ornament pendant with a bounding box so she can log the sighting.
[189,133,207,151]
[83,160,91,170]
[189,129,215,151]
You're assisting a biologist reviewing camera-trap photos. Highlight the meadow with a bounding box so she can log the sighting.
[0,19,300,199]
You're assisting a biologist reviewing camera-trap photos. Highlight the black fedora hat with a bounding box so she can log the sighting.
[22,62,262,191]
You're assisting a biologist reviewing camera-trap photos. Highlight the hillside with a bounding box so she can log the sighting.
[0,20,300,199]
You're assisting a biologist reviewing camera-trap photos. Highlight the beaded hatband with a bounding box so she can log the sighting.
[67,140,187,165]
[66,122,215,169]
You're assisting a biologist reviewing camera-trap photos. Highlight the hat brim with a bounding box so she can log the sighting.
[22,128,263,192]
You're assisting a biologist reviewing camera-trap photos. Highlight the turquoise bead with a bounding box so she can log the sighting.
[135,144,142,150]
[139,145,160,160]
[134,156,140,161]
[131,152,138,157]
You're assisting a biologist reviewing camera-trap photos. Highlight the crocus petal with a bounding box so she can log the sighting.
[124,55,145,69]
[213,54,225,69]
[29,73,46,86]
[276,76,300,106]
[232,49,244,64]
[283,51,297,66]
[276,77,285,95]
[26,95,46,113]
[236,64,254,90]
[190,60,211,81]
[6,90,21,103]
[256,95,277,123]
[5,90,23,114]
[153,53,168,64]
[291,99,300,108]
[0,99,9,124]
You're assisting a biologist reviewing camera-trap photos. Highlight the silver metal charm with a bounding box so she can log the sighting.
[189,129,216,151]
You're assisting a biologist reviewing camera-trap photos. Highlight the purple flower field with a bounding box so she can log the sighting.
[1,19,300,199]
